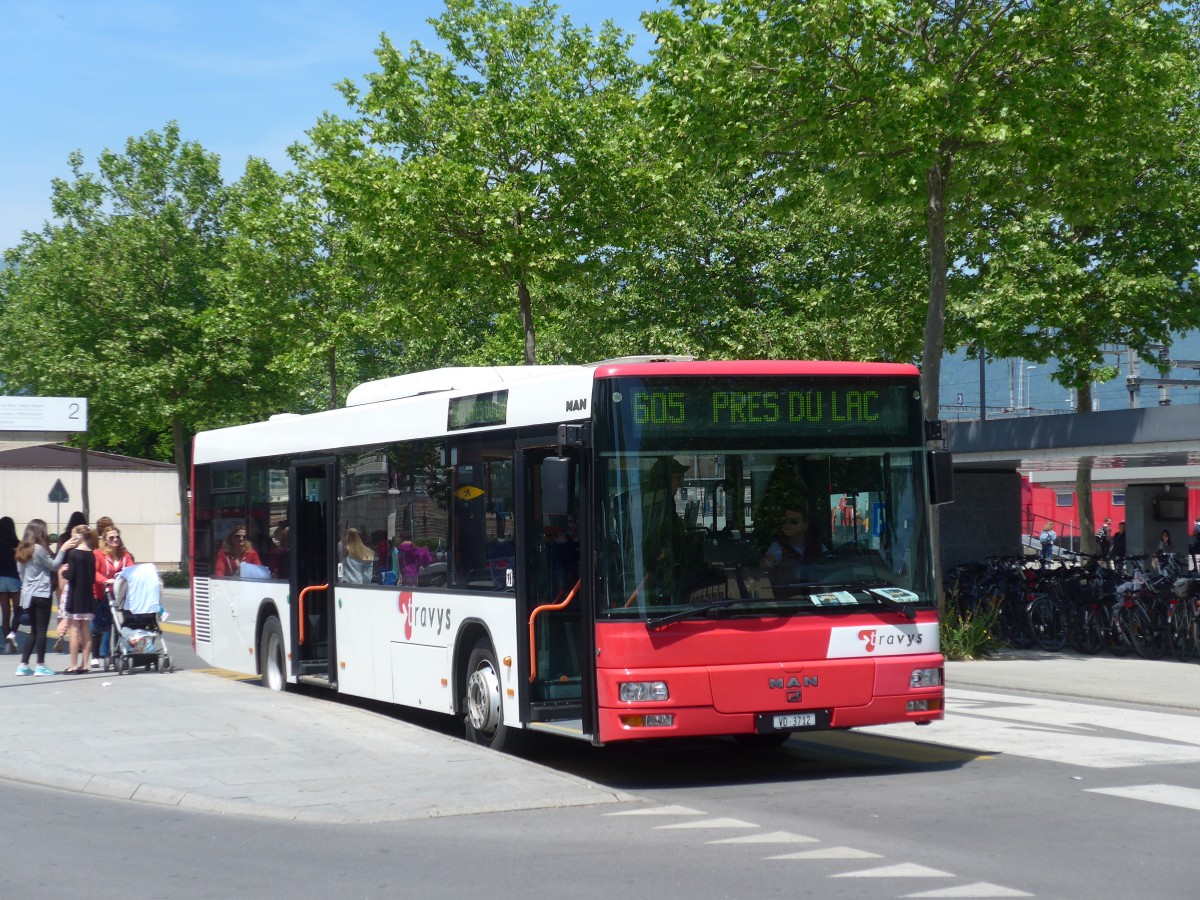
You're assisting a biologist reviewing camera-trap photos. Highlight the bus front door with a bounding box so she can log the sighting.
[289,461,337,688]
[521,446,595,741]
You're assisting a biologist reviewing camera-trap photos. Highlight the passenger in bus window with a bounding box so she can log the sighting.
[393,535,434,587]
[214,524,261,577]
[267,524,290,580]
[342,528,376,583]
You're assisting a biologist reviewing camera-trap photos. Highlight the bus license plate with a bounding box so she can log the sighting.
[773,713,816,730]
[756,710,830,733]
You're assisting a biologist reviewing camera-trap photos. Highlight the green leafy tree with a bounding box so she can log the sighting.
[0,123,287,571]
[307,0,648,366]
[646,0,1199,418]
[218,152,412,411]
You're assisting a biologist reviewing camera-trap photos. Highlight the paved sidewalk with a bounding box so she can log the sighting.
[946,649,1200,712]
[0,664,629,823]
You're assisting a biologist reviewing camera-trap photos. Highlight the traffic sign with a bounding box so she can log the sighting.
[48,479,70,503]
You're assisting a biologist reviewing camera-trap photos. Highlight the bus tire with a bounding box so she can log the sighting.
[464,640,521,752]
[260,615,289,692]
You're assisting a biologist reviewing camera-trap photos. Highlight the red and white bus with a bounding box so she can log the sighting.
[190,359,947,749]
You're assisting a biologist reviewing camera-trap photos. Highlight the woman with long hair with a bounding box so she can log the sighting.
[58,525,97,673]
[92,523,134,667]
[0,516,20,652]
[15,519,80,675]
[342,527,376,584]
[214,523,261,577]
[54,510,88,652]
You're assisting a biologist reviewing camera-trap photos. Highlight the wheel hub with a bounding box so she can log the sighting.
[466,661,502,733]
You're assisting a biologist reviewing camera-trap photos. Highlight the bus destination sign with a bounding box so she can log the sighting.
[613,378,917,440]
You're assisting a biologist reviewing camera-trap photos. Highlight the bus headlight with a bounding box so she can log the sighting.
[910,667,942,688]
[619,681,669,702]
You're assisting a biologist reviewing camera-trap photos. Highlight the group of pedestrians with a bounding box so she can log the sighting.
[1,511,134,676]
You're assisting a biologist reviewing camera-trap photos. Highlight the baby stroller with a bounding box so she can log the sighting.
[104,563,172,674]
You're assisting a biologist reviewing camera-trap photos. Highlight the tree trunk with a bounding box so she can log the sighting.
[173,415,191,578]
[80,434,90,524]
[922,159,951,603]
[1076,383,1096,557]
[921,159,950,421]
[328,346,338,410]
[518,279,536,365]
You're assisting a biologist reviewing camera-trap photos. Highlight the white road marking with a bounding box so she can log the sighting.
[707,831,818,844]
[606,805,704,816]
[865,688,1200,768]
[655,817,758,829]
[832,862,954,878]
[1086,783,1200,812]
[766,846,883,860]
[904,883,1034,898]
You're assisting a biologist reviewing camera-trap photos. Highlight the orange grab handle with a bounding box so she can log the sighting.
[527,580,580,683]
[297,584,328,646]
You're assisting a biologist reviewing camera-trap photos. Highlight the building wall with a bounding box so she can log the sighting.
[0,467,182,568]
[940,470,1023,570]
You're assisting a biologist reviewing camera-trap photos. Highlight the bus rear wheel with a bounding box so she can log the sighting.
[260,615,289,692]
[464,640,521,752]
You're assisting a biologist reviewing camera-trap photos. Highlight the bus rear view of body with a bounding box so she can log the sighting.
[190,358,946,750]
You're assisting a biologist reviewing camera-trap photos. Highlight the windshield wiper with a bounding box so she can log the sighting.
[646,597,765,631]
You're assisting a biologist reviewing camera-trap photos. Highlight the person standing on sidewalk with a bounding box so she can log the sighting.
[15,519,80,676]
[0,517,20,652]
[92,524,133,667]
[60,524,97,673]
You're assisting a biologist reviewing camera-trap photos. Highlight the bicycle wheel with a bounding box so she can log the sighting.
[1069,604,1105,655]
[1170,603,1196,662]
[1027,594,1067,652]
[1005,595,1036,650]
[1119,605,1162,660]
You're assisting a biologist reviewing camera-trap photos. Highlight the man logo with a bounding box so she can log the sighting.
[769,675,818,702]
[566,398,587,412]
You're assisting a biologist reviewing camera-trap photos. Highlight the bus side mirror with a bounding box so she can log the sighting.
[927,450,954,506]
[542,456,573,517]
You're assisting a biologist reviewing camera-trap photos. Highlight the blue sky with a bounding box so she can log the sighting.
[0,0,659,252]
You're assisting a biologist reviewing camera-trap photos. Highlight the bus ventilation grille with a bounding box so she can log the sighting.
[193,578,211,643]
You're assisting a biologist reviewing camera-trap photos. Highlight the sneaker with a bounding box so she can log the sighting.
[89,658,100,669]
[5,633,15,653]
[14,664,33,676]
[34,665,56,676]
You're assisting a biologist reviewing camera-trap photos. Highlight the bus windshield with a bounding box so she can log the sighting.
[593,375,933,620]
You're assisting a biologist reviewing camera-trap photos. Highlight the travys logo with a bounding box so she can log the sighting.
[397,592,452,641]
[826,622,939,658]
[857,628,923,653]
[399,592,415,640]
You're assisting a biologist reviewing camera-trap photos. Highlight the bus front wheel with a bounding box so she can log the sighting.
[464,640,519,752]
[260,616,289,692]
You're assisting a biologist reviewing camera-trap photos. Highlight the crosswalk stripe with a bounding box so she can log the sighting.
[707,831,818,844]
[606,805,704,816]
[832,862,954,878]
[1086,783,1200,812]
[766,846,882,860]
[655,817,757,829]
[904,883,1033,898]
